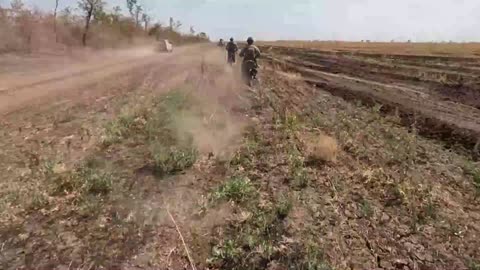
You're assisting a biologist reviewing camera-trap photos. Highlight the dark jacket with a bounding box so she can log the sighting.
[226,41,238,53]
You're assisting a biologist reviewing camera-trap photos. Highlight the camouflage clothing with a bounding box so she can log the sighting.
[239,44,261,63]
[226,41,238,63]
[225,41,238,53]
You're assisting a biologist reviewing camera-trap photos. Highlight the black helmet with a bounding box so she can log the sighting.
[230,37,234,42]
[247,37,254,45]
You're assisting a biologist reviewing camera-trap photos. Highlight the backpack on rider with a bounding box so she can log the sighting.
[239,37,261,85]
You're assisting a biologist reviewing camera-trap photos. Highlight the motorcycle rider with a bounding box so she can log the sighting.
[239,37,261,81]
[225,37,238,64]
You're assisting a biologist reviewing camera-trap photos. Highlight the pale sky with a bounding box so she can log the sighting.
[2,0,480,42]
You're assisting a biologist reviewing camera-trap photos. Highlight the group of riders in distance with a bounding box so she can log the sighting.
[218,37,261,86]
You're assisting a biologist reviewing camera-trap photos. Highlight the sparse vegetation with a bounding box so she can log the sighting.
[229,127,263,169]
[239,64,480,269]
[48,158,113,196]
[359,198,374,218]
[101,89,201,178]
[151,143,198,176]
[208,205,284,269]
[281,110,300,134]
[101,113,137,146]
[463,162,480,192]
[275,195,293,219]
[475,173,480,189]
[77,163,114,195]
[207,95,336,269]
[2,28,480,270]
[301,243,333,270]
[213,176,257,204]
[288,146,310,189]
[210,239,242,265]
[469,261,480,270]
[0,77,220,268]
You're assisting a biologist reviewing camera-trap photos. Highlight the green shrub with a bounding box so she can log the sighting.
[151,144,198,176]
[213,176,256,204]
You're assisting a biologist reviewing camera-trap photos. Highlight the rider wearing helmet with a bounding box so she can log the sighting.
[239,37,261,65]
[239,37,261,81]
[225,37,239,63]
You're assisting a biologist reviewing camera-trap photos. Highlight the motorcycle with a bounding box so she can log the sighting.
[242,60,258,87]
[227,52,236,65]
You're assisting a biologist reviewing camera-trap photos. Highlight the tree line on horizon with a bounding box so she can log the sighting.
[0,0,209,53]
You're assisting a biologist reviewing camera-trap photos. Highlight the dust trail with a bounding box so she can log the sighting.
[0,45,211,115]
[120,48,250,268]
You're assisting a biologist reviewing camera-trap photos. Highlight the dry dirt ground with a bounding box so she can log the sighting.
[260,45,480,154]
[1,43,480,270]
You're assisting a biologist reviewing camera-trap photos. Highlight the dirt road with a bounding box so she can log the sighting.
[0,45,211,115]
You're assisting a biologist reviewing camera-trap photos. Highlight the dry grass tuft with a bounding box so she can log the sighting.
[302,133,339,163]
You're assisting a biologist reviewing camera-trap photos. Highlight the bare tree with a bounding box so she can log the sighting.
[142,13,150,32]
[10,0,25,11]
[126,0,137,18]
[174,20,182,31]
[149,22,162,40]
[134,4,142,27]
[53,0,59,42]
[60,7,71,25]
[113,5,122,14]
[11,0,34,49]
[78,0,104,46]
[93,4,107,23]
[112,5,121,22]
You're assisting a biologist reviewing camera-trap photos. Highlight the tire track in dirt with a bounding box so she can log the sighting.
[264,53,480,155]
[285,53,480,111]
[0,57,149,93]
[0,45,208,116]
[262,45,480,110]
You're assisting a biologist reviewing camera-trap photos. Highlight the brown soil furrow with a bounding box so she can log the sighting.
[263,47,480,110]
[282,49,480,78]
[264,54,480,155]
[262,44,480,63]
